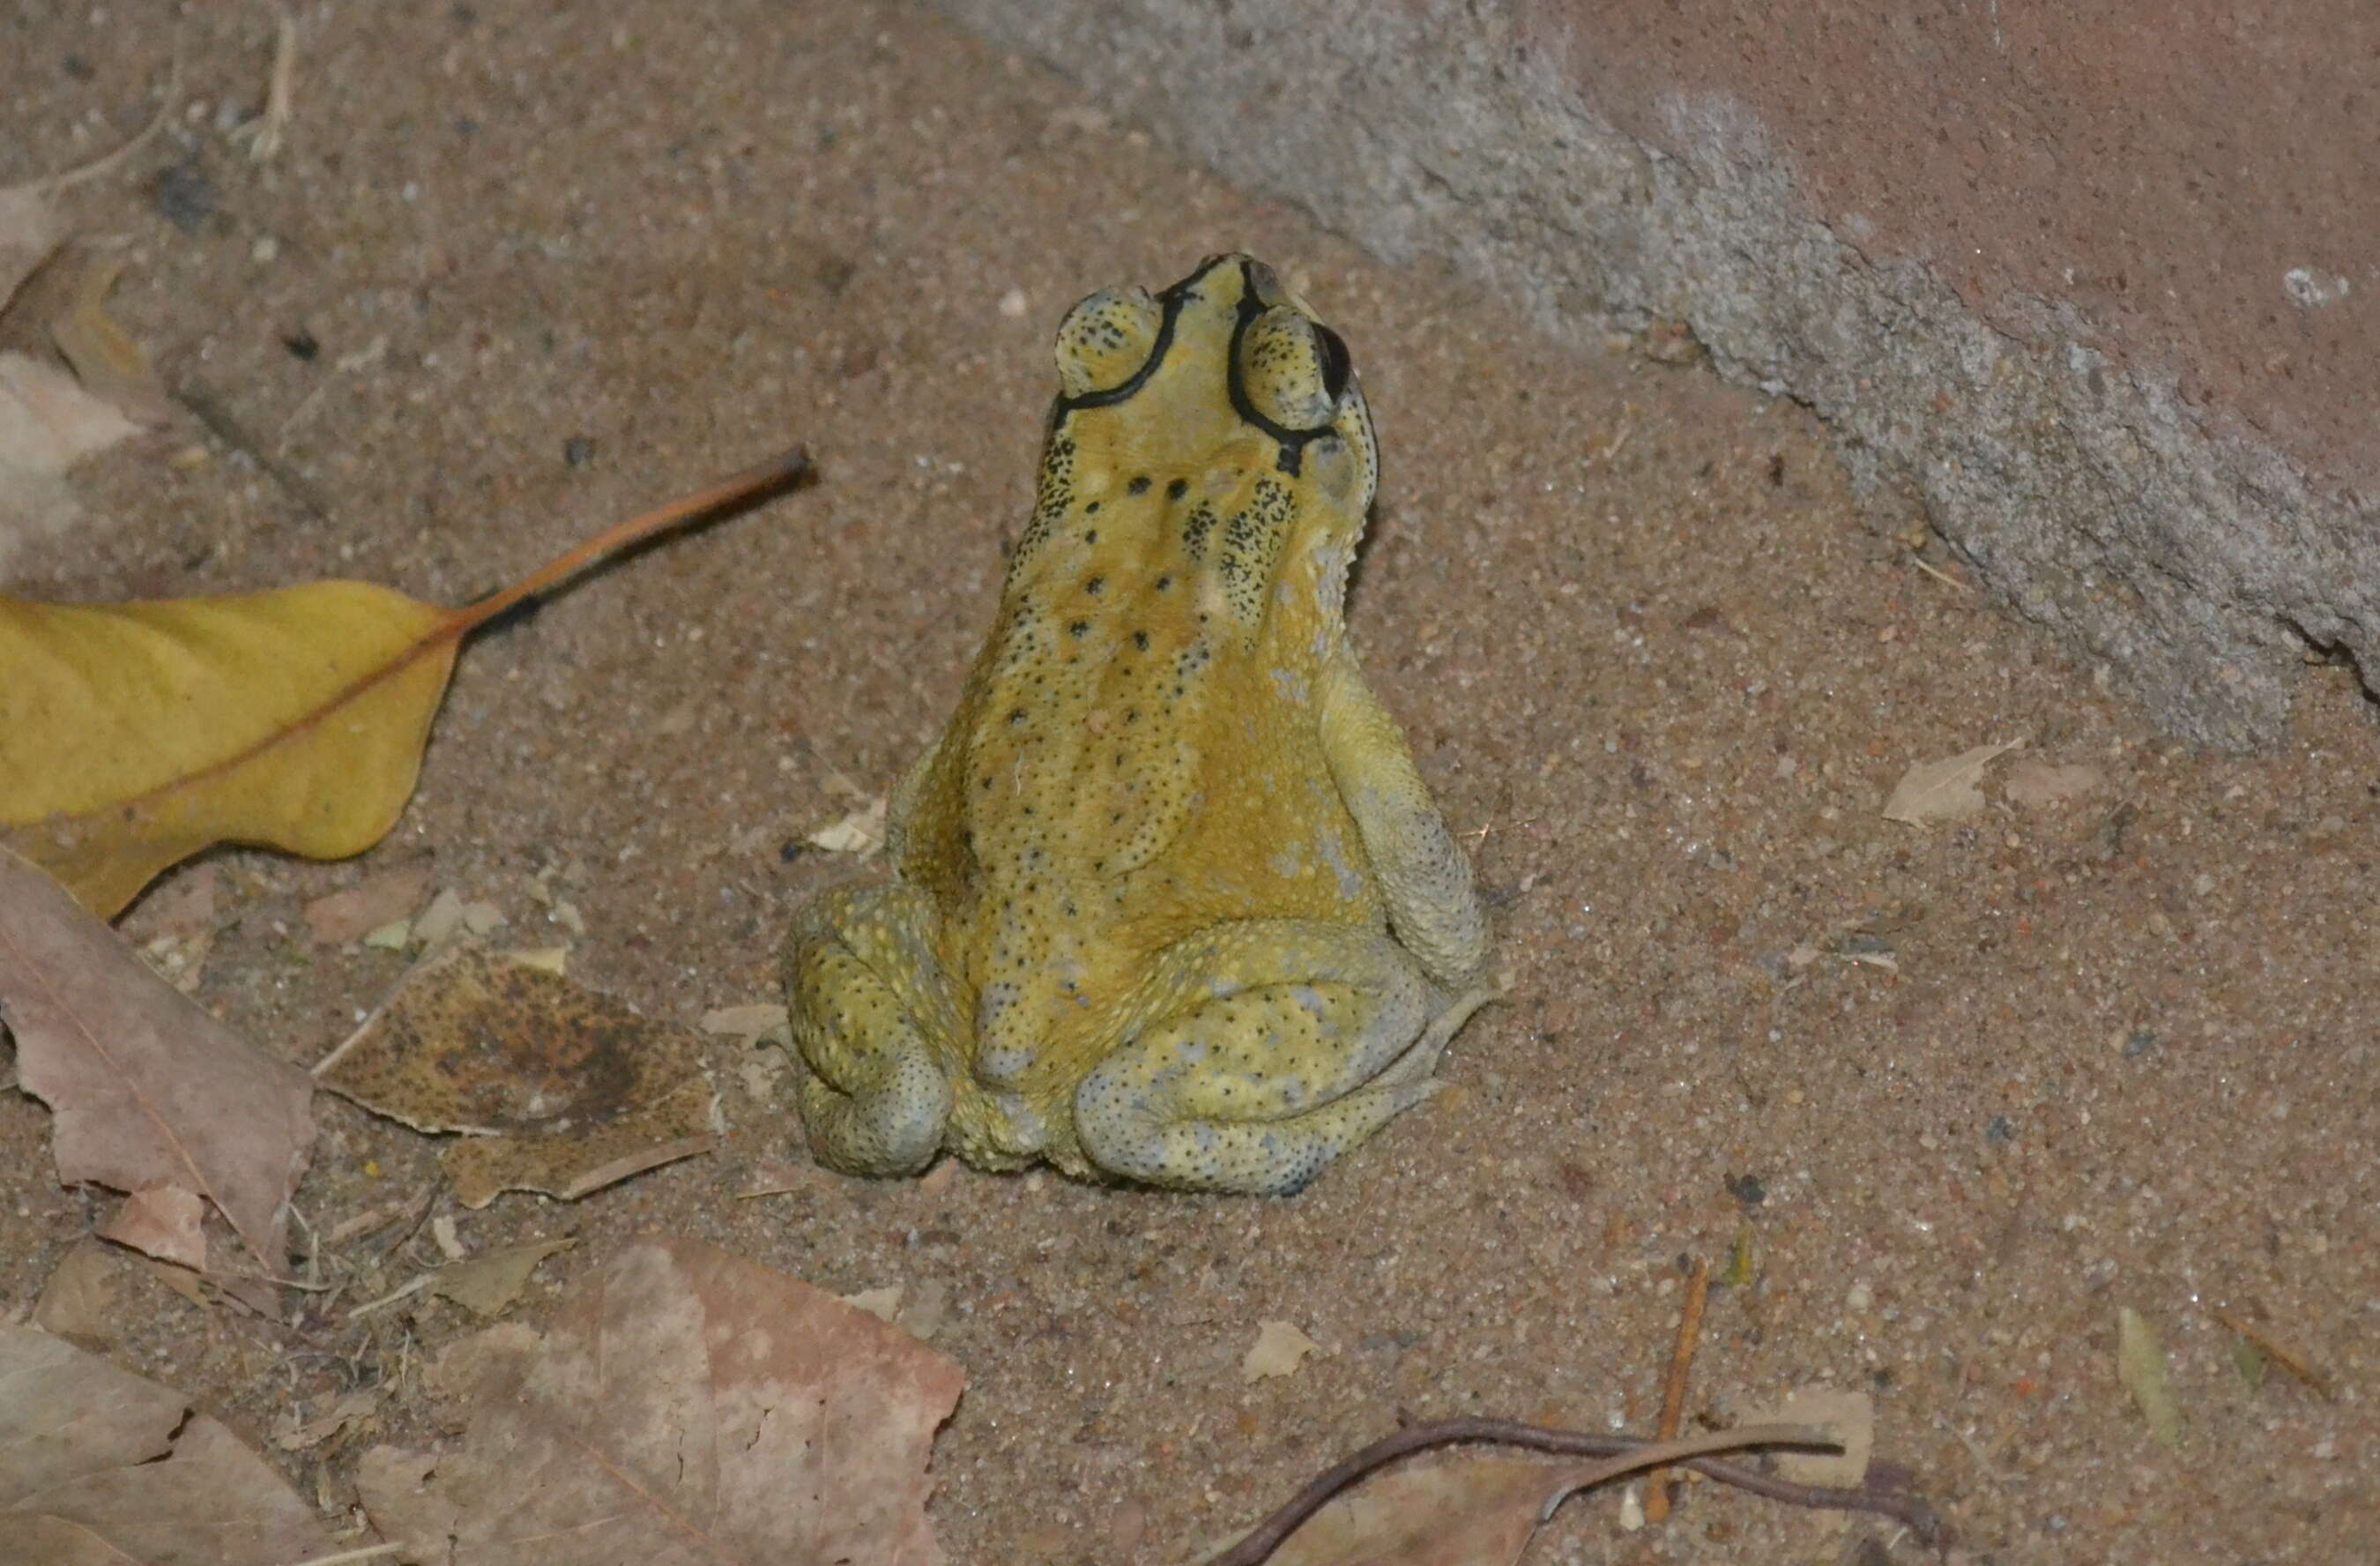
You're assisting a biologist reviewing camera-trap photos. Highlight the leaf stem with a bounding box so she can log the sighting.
[450,445,813,636]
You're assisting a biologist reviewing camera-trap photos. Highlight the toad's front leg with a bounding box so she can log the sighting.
[784,882,961,1175]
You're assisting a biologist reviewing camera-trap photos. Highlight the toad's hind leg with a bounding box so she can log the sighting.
[783,883,957,1176]
[1074,920,1487,1196]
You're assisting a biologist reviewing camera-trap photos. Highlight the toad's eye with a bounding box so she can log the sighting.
[1313,324,1351,403]
[1237,306,1349,432]
[1054,286,1163,399]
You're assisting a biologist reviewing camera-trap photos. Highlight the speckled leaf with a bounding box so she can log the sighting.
[316,946,717,1208]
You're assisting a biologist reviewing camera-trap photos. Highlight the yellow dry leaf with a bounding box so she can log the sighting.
[0,448,810,917]
[0,583,457,919]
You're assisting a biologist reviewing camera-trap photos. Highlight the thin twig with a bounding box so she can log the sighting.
[279,1542,409,1566]
[1537,1423,1848,1518]
[230,10,300,163]
[363,1184,441,1266]
[1203,1414,1945,1565]
[33,50,182,192]
[2213,1305,2339,1400]
[1644,1254,1711,1524]
[1910,553,1975,593]
[175,378,338,523]
[345,1273,432,1319]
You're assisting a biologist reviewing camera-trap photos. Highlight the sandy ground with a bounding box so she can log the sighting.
[4,2,2374,1561]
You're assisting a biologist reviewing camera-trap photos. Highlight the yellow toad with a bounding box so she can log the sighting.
[784,255,1492,1195]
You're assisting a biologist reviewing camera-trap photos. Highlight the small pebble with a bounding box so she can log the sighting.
[563,436,597,466]
[152,162,217,232]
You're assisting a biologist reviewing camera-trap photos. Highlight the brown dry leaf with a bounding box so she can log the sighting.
[807,795,889,856]
[125,862,221,936]
[0,197,145,571]
[99,1183,206,1270]
[1881,738,2024,824]
[412,885,470,945]
[0,448,810,918]
[29,1239,118,1347]
[146,1256,209,1307]
[303,864,433,944]
[0,846,312,1311]
[0,185,61,295]
[353,1236,965,1565]
[2001,757,2109,809]
[273,1388,383,1453]
[1260,1456,1563,1566]
[0,1324,338,1564]
[45,250,174,427]
[2,243,174,429]
[1243,1319,1323,1382]
[431,1236,578,1318]
[0,350,138,559]
[316,946,717,1208]
[120,863,224,991]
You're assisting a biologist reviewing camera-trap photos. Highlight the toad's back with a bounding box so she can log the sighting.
[896,295,1387,1097]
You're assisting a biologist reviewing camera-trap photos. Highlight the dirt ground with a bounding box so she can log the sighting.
[4,2,2374,1562]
